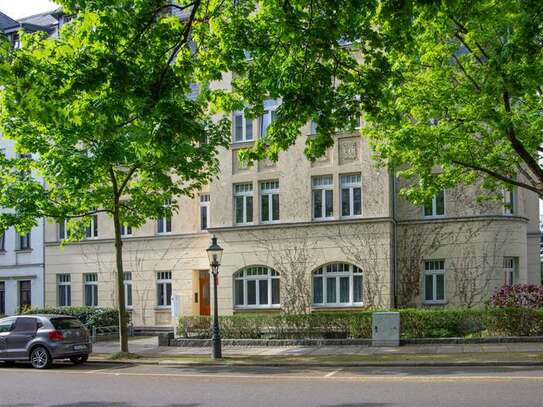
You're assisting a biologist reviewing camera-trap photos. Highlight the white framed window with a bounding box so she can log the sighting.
[18,232,31,250]
[156,271,172,307]
[0,231,5,252]
[234,183,254,224]
[124,272,133,308]
[58,219,68,241]
[312,175,334,220]
[503,188,516,215]
[157,200,172,234]
[200,194,210,230]
[260,181,279,223]
[233,111,254,143]
[340,174,362,218]
[423,260,446,304]
[423,190,446,218]
[121,224,133,237]
[260,99,280,137]
[85,215,98,239]
[57,274,71,307]
[504,257,518,286]
[312,263,363,307]
[84,273,98,307]
[310,120,318,135]
[234,266,280,308]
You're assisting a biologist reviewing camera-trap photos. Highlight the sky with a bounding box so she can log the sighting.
[0,0,57,19]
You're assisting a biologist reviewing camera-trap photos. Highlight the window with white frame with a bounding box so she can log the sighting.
[312,175,334,220]
[124,272,133,308]
[156,271,172,307]
[260,181,279,223]
[504,257,518,286]
[0,231,5,252]
[19,232,31,250]
[503,188,516,215]
[58,219,68,241]
[234,183,254,224]
[423,190,446,217]
[310,120,318,135]
[260,99,279,137]
[233,110,254,143]
[200,194,210,230]
[340,174,362,217]
[313,263,363,306]
[424,260,446,303]
[121,224,133,237]
[85,215,98,239]
[234,266,280,308]
[57,274,71,307]
[157,200,172,234]
[84,273,98,307]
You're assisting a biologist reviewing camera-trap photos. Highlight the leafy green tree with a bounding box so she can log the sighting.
[0,0,229,352]
[207,0,543,201]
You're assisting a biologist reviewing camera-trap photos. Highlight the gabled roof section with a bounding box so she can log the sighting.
[18,10,59,29]
[0,11,19,31]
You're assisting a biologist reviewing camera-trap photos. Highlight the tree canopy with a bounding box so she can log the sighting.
[206,0,543,200]
[0,0,230,351]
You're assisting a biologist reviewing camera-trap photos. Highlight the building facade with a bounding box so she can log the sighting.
[43,114,540,327]
[0,9,68,316]
[4,10,539,327]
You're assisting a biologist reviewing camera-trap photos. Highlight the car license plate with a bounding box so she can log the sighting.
[73,345,87,351]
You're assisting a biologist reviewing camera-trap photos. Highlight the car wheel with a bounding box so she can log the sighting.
[30,346,52,369]
[69,355,88,365]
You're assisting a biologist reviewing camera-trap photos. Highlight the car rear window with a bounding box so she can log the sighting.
[50,317,84,330]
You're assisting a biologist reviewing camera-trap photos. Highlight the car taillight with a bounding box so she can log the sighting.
[48,330,64,341]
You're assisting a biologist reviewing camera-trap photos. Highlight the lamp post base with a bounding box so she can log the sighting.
[212,335,222,359]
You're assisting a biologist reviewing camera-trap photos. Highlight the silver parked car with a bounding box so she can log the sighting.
[0,315,92,369]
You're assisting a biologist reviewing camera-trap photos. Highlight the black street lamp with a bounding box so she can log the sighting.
[206,235,223,359]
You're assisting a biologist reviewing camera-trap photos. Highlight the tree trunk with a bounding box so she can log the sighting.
[113,201,128,353]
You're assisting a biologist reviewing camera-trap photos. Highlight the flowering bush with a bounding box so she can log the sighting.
[489,285,543,308]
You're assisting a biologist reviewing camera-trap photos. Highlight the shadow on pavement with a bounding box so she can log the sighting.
[9,403,200,407]
[318,404,393,407]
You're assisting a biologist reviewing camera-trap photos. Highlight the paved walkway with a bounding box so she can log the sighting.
[93,336,543,357]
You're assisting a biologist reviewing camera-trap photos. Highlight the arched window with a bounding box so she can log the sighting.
[233,266,280,308]
[313,263,362,306]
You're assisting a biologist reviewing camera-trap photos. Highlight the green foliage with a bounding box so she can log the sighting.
[20,306,123,329]
[179,308,543,339]
[0,0,230,237]
[363,0,543,200]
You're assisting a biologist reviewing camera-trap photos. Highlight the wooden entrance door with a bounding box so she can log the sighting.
[199,273,210,316]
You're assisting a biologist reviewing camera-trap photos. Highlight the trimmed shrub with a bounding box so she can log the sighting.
[179,308,543,339]
[489,285,543,309]
[20,306,124,329]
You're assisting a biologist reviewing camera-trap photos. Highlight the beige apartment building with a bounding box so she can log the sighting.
[43,104,541,327]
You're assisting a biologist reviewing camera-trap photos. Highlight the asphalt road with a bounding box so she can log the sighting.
[1,362,543,406]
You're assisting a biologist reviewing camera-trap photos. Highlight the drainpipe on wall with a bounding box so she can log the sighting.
[391,167,398,309]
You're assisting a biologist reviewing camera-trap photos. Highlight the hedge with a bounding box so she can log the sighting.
[20,306,124,329]
[178,308,543,339]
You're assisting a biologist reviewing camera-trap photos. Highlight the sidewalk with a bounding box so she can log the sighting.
[91,336,543,366]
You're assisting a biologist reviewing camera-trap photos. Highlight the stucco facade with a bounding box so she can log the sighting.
[43,122,541,327]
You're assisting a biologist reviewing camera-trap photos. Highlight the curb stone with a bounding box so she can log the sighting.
[86,358,543,368]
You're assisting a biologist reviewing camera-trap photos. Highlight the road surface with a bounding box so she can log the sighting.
[1,362,542,406]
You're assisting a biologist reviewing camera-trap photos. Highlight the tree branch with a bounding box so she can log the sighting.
[117,165,138,196]
[451,159,541,195]
[502,91,543,184]
[451,53,481,92]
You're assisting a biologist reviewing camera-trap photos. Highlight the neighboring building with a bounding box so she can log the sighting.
[4,10,538,326]
[0,11,58,315]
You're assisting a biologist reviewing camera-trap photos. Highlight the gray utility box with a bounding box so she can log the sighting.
[372,312,400,347]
